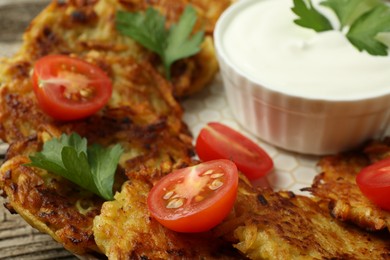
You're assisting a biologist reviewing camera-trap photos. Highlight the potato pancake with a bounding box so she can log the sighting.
[310,139,390,232]
[0,0,228,144]
[94,177,244,259]
[215,180,390,259]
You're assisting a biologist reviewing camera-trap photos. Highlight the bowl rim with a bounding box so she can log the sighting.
[214,0,390,103]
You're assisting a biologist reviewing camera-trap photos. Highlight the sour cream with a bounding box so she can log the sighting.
[221,0,390,100]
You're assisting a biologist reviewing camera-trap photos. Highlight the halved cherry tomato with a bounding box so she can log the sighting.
[147,159,238,233]
[32,55,112,121]
[356,157,390,211]
[195,122,273,180]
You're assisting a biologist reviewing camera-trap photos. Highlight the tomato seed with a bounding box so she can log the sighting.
[163,191,174,200]
[211,173,224,179]
[203,169,214,176]
[209,179,223,190]
[166,198,184,209]
[80,87,94,98]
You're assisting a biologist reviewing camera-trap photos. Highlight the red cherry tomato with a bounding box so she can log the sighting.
[195,122,273,180]
[356,157,390,211]
[32,55,112,121]
[147,159,238,233]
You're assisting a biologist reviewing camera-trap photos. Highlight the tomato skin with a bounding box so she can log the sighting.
[195,122,273,180]
[32,55,112,121]
[356,157,390,211]
[147,159,238,233]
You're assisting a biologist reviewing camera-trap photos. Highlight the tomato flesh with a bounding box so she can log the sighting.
[356,157,390,211]
[195,122,273,180]
[32,55,112,121]
[147,159,238,233]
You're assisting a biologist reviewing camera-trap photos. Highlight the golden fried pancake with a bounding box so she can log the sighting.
[94,177,243,259]
[310,139,390,232]
[1,148,104,255]
[0,0,228,144]
[216,182,390,259]
[0,55,187,143]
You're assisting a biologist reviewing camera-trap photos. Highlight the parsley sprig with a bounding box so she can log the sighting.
[292,0,390,55]
[27,133,123,200]
[116,6,205,79]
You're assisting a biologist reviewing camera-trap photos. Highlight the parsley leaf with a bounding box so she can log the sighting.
[291,0,333,32]
[346,4,390,56]
[116,6,204,79]
[321,0,381,28]
[27,133,123,200]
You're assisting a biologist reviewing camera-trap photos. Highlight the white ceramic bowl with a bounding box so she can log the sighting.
[214,0,390,155]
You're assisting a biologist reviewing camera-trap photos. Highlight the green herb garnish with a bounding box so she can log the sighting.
[346,5,390,56]
[321,0,381,28]
[292,0,390,55]
[27,133,123,200]
[292,0,333,32]
[116,6,205,79]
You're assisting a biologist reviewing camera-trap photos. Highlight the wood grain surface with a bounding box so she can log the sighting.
[0,1,77,258]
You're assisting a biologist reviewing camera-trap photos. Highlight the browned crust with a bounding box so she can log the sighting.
[310,139,390,233]
[216,181,390,259]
